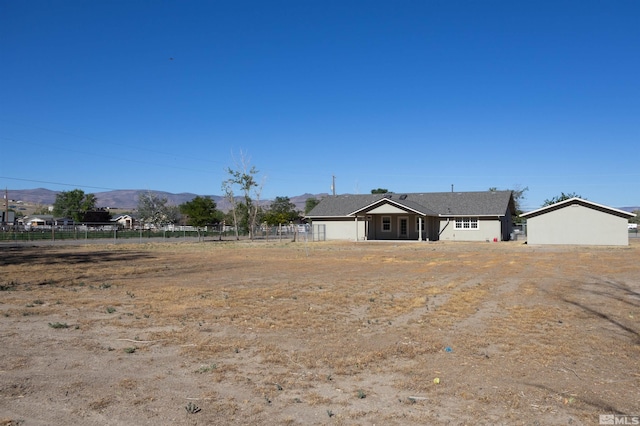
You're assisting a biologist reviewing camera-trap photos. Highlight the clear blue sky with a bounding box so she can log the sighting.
[2,1,638,211]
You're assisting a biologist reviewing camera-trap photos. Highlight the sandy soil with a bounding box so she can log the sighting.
[1,239,639,425]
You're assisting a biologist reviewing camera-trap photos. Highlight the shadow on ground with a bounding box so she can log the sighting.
[0,246,154,267]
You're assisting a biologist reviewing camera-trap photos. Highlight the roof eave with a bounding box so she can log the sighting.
[439,214,506,218]
[521,198,636,218]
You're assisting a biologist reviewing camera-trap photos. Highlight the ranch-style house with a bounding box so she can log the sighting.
[306,190,516,242]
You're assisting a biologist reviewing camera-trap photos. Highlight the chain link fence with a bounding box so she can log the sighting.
[0,223,322,244]
[1,222,634,244]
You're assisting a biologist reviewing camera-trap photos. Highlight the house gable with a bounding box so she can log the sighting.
[351,197,433,216]
[367,204,408,215]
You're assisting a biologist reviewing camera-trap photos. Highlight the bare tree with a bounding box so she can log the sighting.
[137,191,178,229]
[223,151,265,240]
[221,180,240,240]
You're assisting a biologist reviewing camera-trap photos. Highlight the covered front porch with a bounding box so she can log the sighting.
[358,213,440,241]
[350,199,441,241]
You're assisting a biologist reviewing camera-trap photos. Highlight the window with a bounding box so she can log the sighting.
[382,216,391,232]
[454,217,478,230]
[415,216,424,232]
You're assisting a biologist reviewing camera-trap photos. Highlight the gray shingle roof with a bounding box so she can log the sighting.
[306,191,514,217]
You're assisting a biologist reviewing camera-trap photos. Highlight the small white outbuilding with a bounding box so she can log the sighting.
[520,198,636,246]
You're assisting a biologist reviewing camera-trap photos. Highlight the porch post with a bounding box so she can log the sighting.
[355,216,358,241]
[418,217,423,241]
[364,218,368,240]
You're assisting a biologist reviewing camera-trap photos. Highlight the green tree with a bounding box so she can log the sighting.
[234,201,249,233]
[542,192,583,207]
[263,196,299,226]
[137,191,179,229]
[489,186,528,223]
[511,186,528,213]
[371,188,390,194]
[511,186,528,223]
[304,197,320,215]
[180,196,221,227]
[53,189,97,222]
[82,209,111,223]
[179,196,222,240]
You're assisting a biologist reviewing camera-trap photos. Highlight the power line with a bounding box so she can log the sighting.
[0,176,119,191]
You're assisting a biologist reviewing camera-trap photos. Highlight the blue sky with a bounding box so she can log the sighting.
[2,1,638,211]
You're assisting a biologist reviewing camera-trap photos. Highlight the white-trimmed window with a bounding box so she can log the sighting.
[382,216,391,232]
[454,217,478,230]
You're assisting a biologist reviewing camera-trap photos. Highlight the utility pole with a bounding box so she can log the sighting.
[331,175,336,197]
[3,187,8,229]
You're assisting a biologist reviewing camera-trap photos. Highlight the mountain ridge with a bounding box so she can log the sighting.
[4,188,327,212]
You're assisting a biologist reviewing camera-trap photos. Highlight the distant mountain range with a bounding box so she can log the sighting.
[5,188,328,212]
[622,207,640,213]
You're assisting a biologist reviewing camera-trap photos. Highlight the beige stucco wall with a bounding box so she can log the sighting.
[314,216,507,242]
[312,218,366,241]
[438,218,503,242]
[526,204,629,245]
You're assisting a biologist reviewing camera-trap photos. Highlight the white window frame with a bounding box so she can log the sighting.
[454,217,479,230]
[381,216,391,232]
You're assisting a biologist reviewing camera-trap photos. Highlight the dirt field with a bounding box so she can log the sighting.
[1,239,638,425]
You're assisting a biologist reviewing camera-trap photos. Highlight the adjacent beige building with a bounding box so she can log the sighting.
[520,198,635,246]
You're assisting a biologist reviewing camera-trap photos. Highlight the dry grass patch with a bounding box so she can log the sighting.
[1,240,638,425]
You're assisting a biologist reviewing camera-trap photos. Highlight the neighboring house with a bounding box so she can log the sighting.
[21,215,76,229]
[112,214,134,229]
[306,191,515,242]
[21,215,54,229]
[520,198,636,246]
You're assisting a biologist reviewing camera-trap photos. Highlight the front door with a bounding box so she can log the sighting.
[398,217,408,239]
